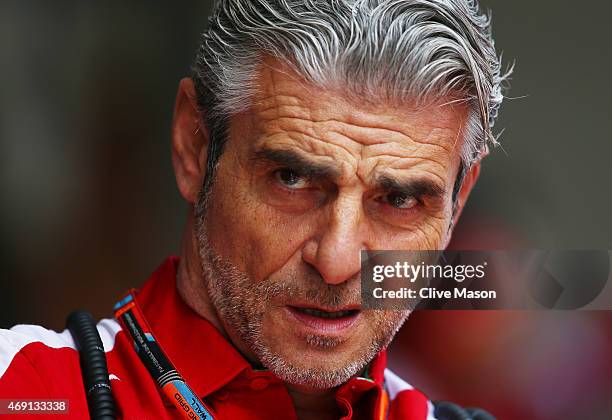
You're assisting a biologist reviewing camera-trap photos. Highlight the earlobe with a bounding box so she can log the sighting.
[171,78,210,204]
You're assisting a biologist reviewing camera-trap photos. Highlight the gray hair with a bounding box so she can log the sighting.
[194,0,510,171]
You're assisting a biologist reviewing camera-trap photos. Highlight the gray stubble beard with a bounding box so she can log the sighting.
[193,187,409,389]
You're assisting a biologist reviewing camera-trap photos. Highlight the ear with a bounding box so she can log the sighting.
[450,161,481,229]
[171,78,209,204]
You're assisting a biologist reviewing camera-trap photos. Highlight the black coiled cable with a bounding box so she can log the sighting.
[434,400,496,420]
[66,310,116,420]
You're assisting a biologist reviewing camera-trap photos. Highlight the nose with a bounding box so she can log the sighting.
[302,193,364,285]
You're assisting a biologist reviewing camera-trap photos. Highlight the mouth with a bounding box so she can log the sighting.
[286,305,361,333]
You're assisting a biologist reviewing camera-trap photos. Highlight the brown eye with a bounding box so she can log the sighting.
[274,169,308,189]
[386,192,418,209]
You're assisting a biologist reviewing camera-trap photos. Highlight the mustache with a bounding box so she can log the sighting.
[256,273,362,309]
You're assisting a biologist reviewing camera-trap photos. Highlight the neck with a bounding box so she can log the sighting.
[176,212,342,419]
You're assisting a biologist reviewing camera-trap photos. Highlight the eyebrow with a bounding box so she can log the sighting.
[377,175,445,199]
[252,146,446,198]
[251,147,340,180]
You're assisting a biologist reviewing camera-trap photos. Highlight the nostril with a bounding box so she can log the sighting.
[301,231,362,285]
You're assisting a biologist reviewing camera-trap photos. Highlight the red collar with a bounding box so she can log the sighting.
[133,257,388,414]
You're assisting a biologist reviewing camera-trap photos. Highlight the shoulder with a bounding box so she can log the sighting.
[384,368,437,420]
[0,319,122,396]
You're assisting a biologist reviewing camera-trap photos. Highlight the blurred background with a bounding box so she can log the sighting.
[1,1,611,419]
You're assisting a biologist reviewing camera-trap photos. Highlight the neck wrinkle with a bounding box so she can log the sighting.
[176,211,226,336]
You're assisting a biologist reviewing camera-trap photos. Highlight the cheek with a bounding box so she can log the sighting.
[204,166,311,281]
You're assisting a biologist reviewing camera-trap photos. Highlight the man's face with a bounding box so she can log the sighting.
[194,62,468,389]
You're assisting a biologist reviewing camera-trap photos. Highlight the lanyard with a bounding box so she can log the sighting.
[114,289,390,420]
[113,290,216,420]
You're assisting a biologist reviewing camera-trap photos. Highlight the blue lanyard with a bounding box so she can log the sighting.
[114,291,216,420]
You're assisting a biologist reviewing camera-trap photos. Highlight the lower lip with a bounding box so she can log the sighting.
[285,307,361,333]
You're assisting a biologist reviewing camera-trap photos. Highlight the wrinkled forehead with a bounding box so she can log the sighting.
[233,60,467,185]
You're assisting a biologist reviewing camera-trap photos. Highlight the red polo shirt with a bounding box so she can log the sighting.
[0,258,435,419]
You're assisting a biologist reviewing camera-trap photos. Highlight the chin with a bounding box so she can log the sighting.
[254,338,373,389]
